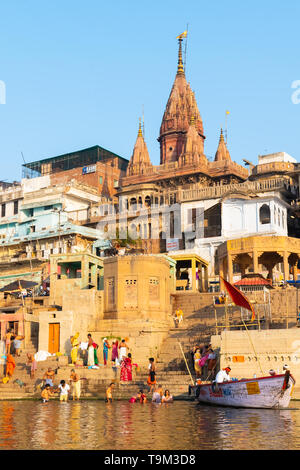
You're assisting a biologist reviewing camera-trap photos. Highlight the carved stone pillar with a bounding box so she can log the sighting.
[283,251,290,282]
[253,250,259,274]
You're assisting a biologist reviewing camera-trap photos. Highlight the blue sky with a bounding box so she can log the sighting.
[0,0,300,181]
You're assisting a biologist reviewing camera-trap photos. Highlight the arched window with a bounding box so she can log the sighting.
[145,196,151,207]
[259,204,271,224]
[129,198,137,210]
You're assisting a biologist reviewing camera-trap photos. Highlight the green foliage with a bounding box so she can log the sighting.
[114,228,137,248]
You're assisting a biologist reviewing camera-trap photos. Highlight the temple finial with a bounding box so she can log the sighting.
[176,31,187,75]
[138,118,143,137]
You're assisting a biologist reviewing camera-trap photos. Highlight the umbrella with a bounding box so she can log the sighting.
[0,279,38,292]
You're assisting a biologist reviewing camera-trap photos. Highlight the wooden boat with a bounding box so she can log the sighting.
[191,372,295,409]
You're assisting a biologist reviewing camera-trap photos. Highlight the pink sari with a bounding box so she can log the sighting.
[120,358,133,381]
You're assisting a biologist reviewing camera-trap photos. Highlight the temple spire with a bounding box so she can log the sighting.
[158,31,205,164]
[126,120,153,176]
[214,128,232,162]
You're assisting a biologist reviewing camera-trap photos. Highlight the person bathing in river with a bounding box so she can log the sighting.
[137,389,147,403]
[152,385,163,403]
[162,390,173,403]
[41,384,54,403]
[129,389,147,403]
[70,369,81,401]
[105,383,115,403]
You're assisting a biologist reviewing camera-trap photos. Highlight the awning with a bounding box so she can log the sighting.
[0,279,38,292]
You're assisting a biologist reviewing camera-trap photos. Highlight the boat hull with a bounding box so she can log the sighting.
[193,374,295,409]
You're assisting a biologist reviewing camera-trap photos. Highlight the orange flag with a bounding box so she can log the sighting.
[220,276,255,321]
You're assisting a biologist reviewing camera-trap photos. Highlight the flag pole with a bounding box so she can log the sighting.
[242,320,263,375]
[220,276,264,376]
[178,341,194,385]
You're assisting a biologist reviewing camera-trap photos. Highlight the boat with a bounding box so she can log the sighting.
[191,372,295,409]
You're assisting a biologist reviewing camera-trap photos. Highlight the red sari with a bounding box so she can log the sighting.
[6,355,16,377]
[120,358,133,382]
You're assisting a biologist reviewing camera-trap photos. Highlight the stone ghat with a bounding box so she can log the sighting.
[0,356,193,401]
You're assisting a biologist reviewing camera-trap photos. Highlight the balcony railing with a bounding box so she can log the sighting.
[178,178,292,203]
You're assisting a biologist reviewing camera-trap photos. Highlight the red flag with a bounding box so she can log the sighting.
[220,276,255,321]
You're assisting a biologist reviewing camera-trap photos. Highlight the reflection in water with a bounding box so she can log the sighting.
[0,400,299,450]
[0,403,15,449]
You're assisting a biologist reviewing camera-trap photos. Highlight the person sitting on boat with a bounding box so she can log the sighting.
[269,369,276,376]
[215,367,231,383]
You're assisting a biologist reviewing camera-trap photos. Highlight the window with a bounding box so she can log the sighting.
[45,205,53,211]
[99,176,103,184]
[188,208,197,231]
[113,180,118,188]
[1,204,5,218]
[259,204,270,224]
[13,200,18,215]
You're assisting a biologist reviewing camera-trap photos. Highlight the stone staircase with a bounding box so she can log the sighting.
[0,292,217,401]
[157,292,217,373]
[0,347,58,400]
[0,353,193,401]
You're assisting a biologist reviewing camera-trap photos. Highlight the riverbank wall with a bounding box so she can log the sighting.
[211,328,300,398]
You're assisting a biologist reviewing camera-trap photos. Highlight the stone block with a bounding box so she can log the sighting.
[58,356,69,366]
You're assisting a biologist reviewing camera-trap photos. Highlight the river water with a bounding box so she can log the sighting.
[0,399,299,450]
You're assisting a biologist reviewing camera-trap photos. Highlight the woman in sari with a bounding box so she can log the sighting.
[70,332,80,364]
[120,353,136,382]
[111,341,119,365]
[93,342,99,366]
[6,354,16,378]
[194,348,202,378]
[87,334,94,366]
[102,338,110,366]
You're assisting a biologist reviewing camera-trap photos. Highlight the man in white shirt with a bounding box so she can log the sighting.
[215,367,231,383]
[58,380,70,402]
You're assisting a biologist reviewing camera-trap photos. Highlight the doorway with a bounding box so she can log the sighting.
[48,323,60,354]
